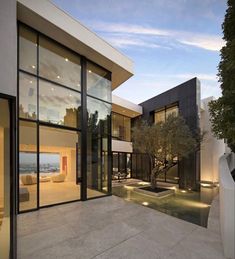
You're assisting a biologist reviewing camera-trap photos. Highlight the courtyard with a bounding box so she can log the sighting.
[18,195,224,259]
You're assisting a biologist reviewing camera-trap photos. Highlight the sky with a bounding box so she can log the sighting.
[52,0,227,104]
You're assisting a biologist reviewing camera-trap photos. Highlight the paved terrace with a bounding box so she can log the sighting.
[18,195,225,259]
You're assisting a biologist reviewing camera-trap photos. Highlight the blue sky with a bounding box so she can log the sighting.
[53,0,227,104]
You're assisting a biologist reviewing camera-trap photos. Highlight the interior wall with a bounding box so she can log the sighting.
[0,128,4,208]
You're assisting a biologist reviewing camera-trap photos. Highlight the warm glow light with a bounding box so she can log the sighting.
[65,58,69,62]
[69,94,72,97]
[200,183,213,187]
[138,182,149,186]
[32,65,36,69]
[142,202,149,206]
[51,87,54,91]
[124,185,134,190]
[180,200,211,208]
[77,83,80,87]
[57,75,60,79]
[88,70,92,73]
[181,190,187,193]
[29,80,33,84]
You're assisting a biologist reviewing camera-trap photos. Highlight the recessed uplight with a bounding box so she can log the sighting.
[142,202,149,206]
[65,58,69,62]
[57,75,60,79]
[51,87,54,91]
[32,65,36,69]
[29,80,33,84]
[88,70,92,73]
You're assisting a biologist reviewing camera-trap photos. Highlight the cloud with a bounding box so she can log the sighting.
[140,73,218,82]
[104,36,165,49]
[89,22,225,51]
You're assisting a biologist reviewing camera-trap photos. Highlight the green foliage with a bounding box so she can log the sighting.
[132,115,199,188]
[132,115,197,164]
[209,0,235,152]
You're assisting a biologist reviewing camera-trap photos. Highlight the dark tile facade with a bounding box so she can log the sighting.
[136,78,201,190]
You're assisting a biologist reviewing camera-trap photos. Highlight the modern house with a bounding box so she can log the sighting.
[0,0,134,258]
[0,0,226,259]
[111,78,225,190]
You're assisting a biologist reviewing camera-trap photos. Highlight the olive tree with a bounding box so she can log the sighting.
[132,114,199,189]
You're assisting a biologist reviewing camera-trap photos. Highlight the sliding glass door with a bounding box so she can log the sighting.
[39,126,81,206]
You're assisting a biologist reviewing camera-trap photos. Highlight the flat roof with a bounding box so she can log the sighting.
[112,95,143,118]
[17,0,134,90]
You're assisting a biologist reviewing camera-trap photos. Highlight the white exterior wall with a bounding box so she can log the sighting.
[219,153,235,259]
[200,97,225,183]
[112,140,133,153]
[0,0,17,97]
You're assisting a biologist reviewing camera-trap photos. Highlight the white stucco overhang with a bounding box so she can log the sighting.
[17,0,134,90]
[112,95,143,118]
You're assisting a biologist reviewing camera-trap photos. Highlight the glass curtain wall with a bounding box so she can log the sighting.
[112,112,131,141]
[0,99,11,259]
[18,24,112,210]
[87,62,112,198]
[112,152,132,180]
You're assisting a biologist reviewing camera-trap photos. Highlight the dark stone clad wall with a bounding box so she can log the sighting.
[135,78,201,190]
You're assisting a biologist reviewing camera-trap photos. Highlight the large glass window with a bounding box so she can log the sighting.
[112,112,131,141]
[19,121,38,212]
[39,80,81,128]
[154,104,179,124]
[0,99,11,259]
[87,62,111,102]
[18,24,112,208]
[39,36,81,91]
[87,96,111,198]
[19,72,37,120]
[39,126,80,206]
[19,26,37,74]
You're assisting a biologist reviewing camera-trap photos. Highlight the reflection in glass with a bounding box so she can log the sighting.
[87,62,111,102]
[112,113,131,141]
[154,109,165,123]
[19,121,38,212]
[87,97,111,198]
[0,99,10,259]
[155,105,179,124]
[166,105,179,118]
[39,36,81,90]
[39,126,80,206]
[39,80,81,128]
[19,72,37,120]
[123,117,131,141]
[19,25,37,74]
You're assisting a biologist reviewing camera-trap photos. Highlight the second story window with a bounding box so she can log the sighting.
[112,112,131,141]
[154,104,179,123]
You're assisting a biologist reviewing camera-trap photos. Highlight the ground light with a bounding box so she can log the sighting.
[142,202,149,206]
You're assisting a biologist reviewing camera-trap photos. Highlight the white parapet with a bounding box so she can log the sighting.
[219,153,235,259]
[112,139,133,153]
